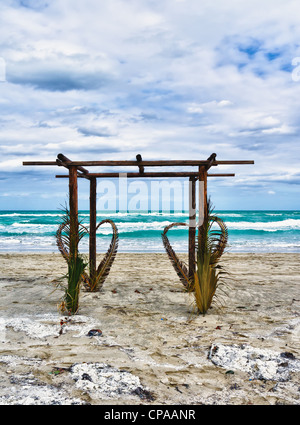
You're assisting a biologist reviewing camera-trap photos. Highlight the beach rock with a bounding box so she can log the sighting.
[87,329,102,337]
[69,363,148,400]
[132,386,155,401]
[2,314,103,340]
[208,343,300,382]
[0,373,85,405]
[280,352,296,360]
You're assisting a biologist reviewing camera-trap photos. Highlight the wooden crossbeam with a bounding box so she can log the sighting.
[54,160,254,167]
[23,153,254,169]
[23,161,58,166]
[56,172,235,179]
[23,159,254,167]
[23,159,253,166]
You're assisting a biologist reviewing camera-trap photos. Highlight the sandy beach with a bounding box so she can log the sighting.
[0,252,299,405]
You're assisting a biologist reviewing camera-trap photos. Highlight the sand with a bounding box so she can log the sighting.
[0,252,299,405]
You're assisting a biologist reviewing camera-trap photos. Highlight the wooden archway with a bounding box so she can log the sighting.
[23,153,254,282]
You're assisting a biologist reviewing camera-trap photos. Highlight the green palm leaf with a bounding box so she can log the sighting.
[56,206,88,314]
[191,197,228,315]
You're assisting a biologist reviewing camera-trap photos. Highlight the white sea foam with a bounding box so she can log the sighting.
[0,213,63,217]
[217,213,242,218]
[0,211,299,253]
[227,219,300,231]
[6,224,58,234]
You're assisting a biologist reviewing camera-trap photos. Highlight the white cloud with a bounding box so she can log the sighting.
[187,104,204,114]
[217,100,233,107]
[0,0,300,209]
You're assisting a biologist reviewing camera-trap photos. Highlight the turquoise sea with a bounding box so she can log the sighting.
[0,210,300,254]
[0,210,299,253]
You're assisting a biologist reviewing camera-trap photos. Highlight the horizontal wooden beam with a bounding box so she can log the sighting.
[56,172,236,179]
[65,160,254,167]
[23,161,58,166]
[24,158,254,169]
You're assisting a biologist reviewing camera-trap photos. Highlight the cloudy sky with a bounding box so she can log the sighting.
[0,0,300,210]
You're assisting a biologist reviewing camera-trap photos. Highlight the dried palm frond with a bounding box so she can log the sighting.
[197,201,228,266]
[192,261,218,315]
[208,215,228,264]
[162,222,189,288]
[190,197,228,315]
[56,222,69,261]
[85,219,119,292]
[57,206,119,293]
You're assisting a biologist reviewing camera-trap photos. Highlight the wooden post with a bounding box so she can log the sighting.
[89,177,97,283]
[69,165,79,257]
[188,177,196,281]
[198,166,208,257]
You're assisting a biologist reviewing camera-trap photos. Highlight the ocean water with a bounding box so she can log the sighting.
[0,210,299,253]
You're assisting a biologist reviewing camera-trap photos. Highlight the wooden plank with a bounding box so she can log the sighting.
[24,159,254,167]
[56,172,235,178]
[89,177,97,283]
[188,177,196,281]
[66,160,254,167]
[23,161,58,166]
[214,160,254,165]
[203,173,235,178]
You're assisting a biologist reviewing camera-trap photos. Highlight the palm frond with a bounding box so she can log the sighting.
[162,222,190,288]
[65,254,87,314]
[191,197,228,315]
[208,215,228,264]
[56,222,70,261]
[56,206,88,262]
[55,206,88,314]
[85,219,119,292]
[197,198,228,265]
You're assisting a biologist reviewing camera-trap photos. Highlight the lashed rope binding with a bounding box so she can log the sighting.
[56,218,118,292]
